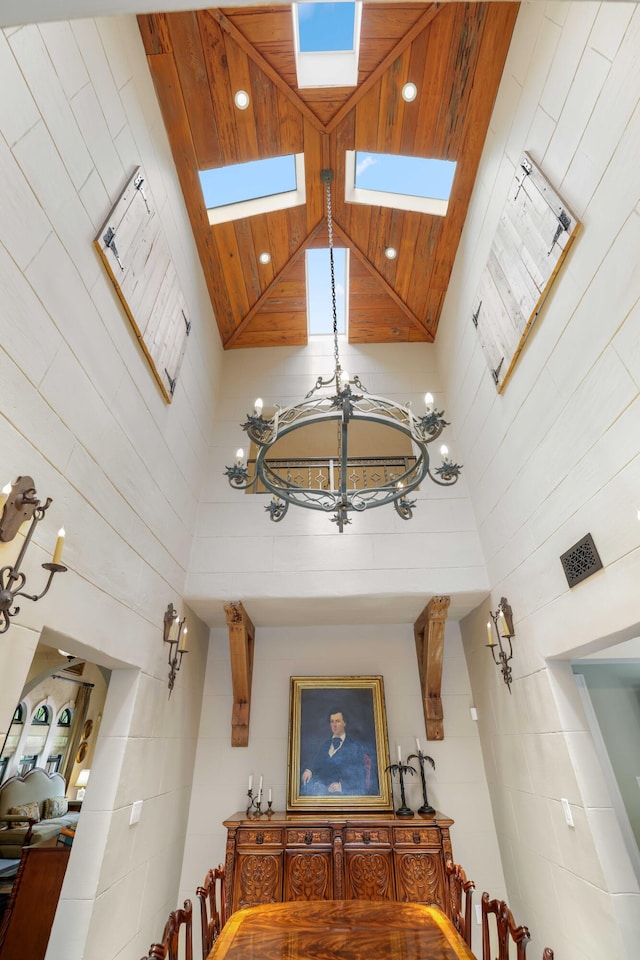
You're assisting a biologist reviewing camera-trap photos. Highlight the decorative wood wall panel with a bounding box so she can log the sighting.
[472,152,580,392]
[95,166,191,402]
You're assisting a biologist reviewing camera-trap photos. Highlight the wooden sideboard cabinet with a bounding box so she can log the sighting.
[223,811,454,915]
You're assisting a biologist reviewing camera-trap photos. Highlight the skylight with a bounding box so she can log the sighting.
[293,2,363,88]
[298,3,355,52]
[345,151,457,216]
[200,154,306,225]
[306,248,348,335]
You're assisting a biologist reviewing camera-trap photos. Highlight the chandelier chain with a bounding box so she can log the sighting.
[324,176,341,386]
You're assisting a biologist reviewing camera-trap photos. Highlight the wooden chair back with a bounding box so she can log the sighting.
[446,860,475,947]
[196,866,226,959]
[481,892,531,960]
[141,899,193,960]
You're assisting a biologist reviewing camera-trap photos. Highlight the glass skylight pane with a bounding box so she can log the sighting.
[298,3,356,53]
[355,152,457,202]
[199,155,297,209]
[307,248,347,335]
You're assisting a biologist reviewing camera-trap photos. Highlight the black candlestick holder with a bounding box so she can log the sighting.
[245,789,263,817]
[408,750,436,815]
[385,760,416,817]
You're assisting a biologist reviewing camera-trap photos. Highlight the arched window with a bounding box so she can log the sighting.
[32,705,51,725]
[57,708,72,727]
[12,704,25,724]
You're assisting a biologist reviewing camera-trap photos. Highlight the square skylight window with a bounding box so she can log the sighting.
[306,248,348,336]
[345,151,457,216]
[293,2,362,88]
[298,2,355,52]
[200,154,306,225]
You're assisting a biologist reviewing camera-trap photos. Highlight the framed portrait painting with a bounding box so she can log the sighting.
[287,676,392,812]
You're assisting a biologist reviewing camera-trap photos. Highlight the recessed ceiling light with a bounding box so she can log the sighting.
[234,90,250,110]
[384,247,397,260]
[259,252,271,265]
[402,82,417,103]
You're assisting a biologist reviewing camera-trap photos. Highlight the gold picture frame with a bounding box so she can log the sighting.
[287,676,392,813]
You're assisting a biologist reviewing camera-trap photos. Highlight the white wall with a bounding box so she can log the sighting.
[179,619,505,958]
[187,337,489,627]
[437,2,640,959]
[0,13,222,960]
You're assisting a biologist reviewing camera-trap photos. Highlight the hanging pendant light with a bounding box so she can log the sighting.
[224,170,462,532]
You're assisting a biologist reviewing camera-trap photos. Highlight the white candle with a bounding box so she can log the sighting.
[397,744,402,764]
[498,610,509,636]
[486,621,493,645]
[248,773,253,791]
[268,788,272,803]
[52,528,65,565]
[179,625,188,652]
[0,483,11,513]
[415,738,421,754]
[235,448,244,465]
[424,392,433,408]
[254,398,263,416]
[258,775,263,801]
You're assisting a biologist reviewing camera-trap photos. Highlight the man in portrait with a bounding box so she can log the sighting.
[301,709,366,796]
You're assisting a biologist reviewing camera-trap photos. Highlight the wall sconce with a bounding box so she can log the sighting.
[75,768,90,801]
[486,597,515,693]
[164,602,188,696]
[0,476,67,634]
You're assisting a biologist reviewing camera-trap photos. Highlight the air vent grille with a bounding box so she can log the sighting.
[560,533,603,588]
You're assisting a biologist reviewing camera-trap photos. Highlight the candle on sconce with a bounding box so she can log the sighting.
[415,737,421,754]
[486,621,493,646]
[248,773,253,792]
[179,626,188,652]
[52,528,65,565]
[397,744,402,764]
[498,609,508,636]
[0,483,11,513]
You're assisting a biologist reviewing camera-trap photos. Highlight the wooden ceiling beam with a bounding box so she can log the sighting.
[324,3,442,135]
[331,220,431,340]
[224,218,326,348]
[224,601,256,747]
[414,596,450,741]
[208,8,326,136]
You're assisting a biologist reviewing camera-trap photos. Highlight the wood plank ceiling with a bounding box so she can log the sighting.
[139,3,519,350]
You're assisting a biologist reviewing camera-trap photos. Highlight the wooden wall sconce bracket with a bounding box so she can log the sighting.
[414,595,450,741]
[224,601,255,747]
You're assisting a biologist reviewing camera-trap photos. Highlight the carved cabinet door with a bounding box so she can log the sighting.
[344,851,395,900]
[394,852,446,909]
[284,851,333,901]
[234,852,283,909]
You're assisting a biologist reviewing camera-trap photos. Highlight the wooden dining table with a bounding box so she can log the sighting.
[207,900,476,960]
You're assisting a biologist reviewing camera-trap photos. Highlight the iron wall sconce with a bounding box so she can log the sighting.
[164,602,188,696]
[486,597,515,693]
[0,476,67,634]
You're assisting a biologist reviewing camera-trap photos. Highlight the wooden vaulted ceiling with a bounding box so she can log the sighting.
[138,3,519,349]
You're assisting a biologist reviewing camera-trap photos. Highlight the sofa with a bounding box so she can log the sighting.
[0,768,80,858]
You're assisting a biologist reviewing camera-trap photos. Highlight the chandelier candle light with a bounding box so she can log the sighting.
[225,170,462,532]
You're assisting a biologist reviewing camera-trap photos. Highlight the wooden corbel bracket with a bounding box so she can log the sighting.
[414,595,451,741]
[223,601,255,747]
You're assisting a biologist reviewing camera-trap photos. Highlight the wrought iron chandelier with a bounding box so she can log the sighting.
[224,170,462,532]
